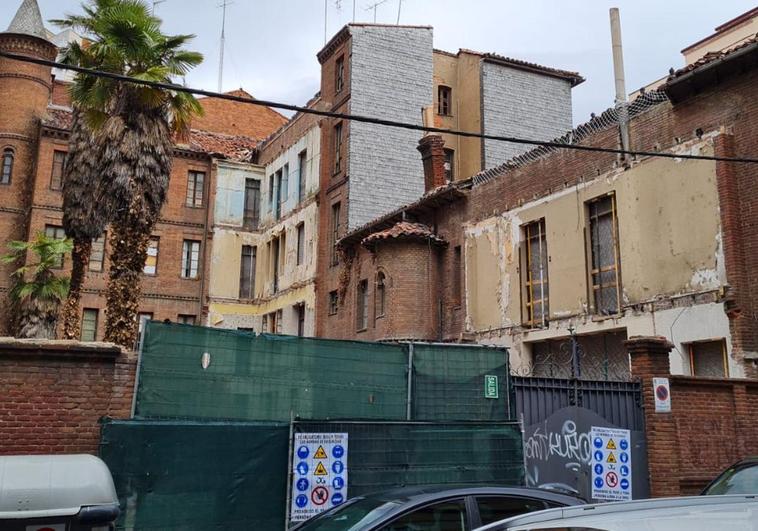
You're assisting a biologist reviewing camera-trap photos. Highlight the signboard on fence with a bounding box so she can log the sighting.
[290,433,349,522]
[590,426,632,502]
[653,377,671,412]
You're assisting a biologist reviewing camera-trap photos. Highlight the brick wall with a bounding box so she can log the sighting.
[628,336,758,496]
[0,339,136,455]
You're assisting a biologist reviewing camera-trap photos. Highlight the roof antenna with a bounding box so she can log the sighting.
[396,0,402,24]
[365,0,389,23]
[151,0,166,14]
[218,0,233,93]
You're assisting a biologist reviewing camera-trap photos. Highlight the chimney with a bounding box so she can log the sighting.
[417,134,446,192]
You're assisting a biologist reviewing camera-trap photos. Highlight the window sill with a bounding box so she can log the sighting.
[179,276,201,281]
[356,327,367,333]
[184,204,205,209]
[375,314,385,320]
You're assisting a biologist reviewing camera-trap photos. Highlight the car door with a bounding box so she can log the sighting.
[471,496,549,528]
[377,497,472,531]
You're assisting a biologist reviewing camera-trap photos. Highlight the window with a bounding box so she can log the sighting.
[444,148,454,182]
[266,310,281,334]
[296,303,306,337]
[44,225,66,268]
[181,240,201,279]
[298,150,307,203]
[523,219,549,327]
[453,245,462,306]
[50,150,66,190]
[382,499,467,531]
[89,234,106,272]
[588,194,621,315]
[281,164,289,205]
[329,290,339,315]
[177,314,196,325]
[689,339,728,378]
[239,245,256,299]
[296,223,305,265]
[268,174,275,214]
[476,496,546,526]
[186,171,205,207]
[144,237,159,275]
[335,55,344,93]
[1,148,13,184]
[271,236,280,293]
[81,308,98,341]
[438,85,452,115]
[243,178,260,229]
[375,272,386,319]
[274,169,282,219]
[356,279,369,331]
[334,123,343,173]
[330,202,341,266]
[137,312,153,342]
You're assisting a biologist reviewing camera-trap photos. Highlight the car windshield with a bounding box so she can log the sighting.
[294,497,403,531]
[705,465,758,495]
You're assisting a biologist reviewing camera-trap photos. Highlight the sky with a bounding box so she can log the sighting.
[4,0,755,126]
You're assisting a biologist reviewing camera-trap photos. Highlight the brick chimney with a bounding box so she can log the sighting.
[417,134,446,192]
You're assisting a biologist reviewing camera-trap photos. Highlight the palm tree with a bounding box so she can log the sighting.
[54,0,203,347]
[2,233,73,339]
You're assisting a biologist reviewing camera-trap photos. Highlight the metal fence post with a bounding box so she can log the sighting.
[406,343,414,421]
[129,322,148,418]
[285,411,295,530]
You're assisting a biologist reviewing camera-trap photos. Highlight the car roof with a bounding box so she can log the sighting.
[359,484,585,506]
[476,494,758,530]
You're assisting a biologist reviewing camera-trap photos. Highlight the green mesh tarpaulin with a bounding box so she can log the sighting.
[100,419,289,531]
[135,322,511,422]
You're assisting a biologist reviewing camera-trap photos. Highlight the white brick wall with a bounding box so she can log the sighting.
[347,25,433,230]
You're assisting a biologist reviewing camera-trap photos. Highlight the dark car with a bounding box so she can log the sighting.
[702,456,758,495]
[290,485,584,530]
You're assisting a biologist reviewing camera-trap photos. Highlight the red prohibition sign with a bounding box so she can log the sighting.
[312,486,329,506]
[605,471,619,488]
[655,385,669,401]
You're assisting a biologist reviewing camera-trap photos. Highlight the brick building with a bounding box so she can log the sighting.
[323,34,758,379]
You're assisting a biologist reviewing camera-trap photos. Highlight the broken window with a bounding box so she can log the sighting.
[588,194,621,315]
[177,314,196,325]
[181,240,201,279]
[689,340,728,378]
[89,233,106,272]
[375,271,386,319]
[328,290,339,315]
[186,171,205,207]
[330,202,341,267]
[452,245,462,306]
[356,279,369,331]
[296,303,306,337]
[296,223,305,265]
[298,150,307,203]
[523,219,549,327]
[243,178,260,229]
[444,148,454,182]
[334,123,343,173]
[438,85,452,115]
[335,55,345,94]
[50,150,66,191]
[239,245,256,299]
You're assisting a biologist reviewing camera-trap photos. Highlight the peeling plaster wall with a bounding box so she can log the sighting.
[214,161,263,226]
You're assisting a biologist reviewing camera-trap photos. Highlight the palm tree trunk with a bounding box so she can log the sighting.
[60,237,92,340]
[103,215,151,348]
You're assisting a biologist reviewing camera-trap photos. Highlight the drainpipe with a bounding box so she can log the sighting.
[610,8,630,162]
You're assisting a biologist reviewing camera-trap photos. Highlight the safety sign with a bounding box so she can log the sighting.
[653,377,671,413]
[590,426,632,502]
[290,432,349,522]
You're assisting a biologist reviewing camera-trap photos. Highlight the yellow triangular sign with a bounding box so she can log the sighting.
[314,461,328,476]
[606,439,617,450]
[607,452,617,464]
[314,446,328,459]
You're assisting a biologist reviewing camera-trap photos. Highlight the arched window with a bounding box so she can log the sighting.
[375,271,386,319]
[1,148,14,185]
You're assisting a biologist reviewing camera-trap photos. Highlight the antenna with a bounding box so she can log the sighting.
[151,0,166,14]
[324,0,328,44]
[218,0,233,93]
[396,0,402,24]
[365,0,388,23]
[353,0,356,22]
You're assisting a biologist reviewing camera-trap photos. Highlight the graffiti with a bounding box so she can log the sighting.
[524,419,592,469]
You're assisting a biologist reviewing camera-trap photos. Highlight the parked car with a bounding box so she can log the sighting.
[702,456,758,495]
[0,454,120,531]
[291,485,584,530]
[473,494,758,531]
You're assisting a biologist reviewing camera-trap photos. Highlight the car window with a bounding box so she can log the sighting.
[295,498,402,530]
[380,498,468,531]
[476,497,547,526]
[705,465,758,495]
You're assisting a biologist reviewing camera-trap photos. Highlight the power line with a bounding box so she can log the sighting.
[1,49,756,165]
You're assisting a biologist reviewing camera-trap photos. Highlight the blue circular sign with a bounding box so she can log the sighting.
[594,477,604,489]
[620,465,630,477]
[297,445,309,459]
[594,463,603,475]
[296,478,309,492]
[620,439,629,451]
[332,492,344,506]
[333,445,345,459]
[594,450,604,462]
[620,478,630,490]
[620,452,629,464]
[332,460,345,474]
[296,462,309,476]
[295,494,308,508]
[333,477,345,490]
[593,437,603,449]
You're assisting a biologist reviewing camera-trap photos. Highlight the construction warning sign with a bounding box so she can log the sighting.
[290,432,348,522]
[591,426,632,502]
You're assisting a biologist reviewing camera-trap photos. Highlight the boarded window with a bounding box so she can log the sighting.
[50,150,66,190]
[356,279,369,331]
[523,219,549,327]
[186,171,205,207]
[81,308,98,341]
[89,234,106,272]
[1,148,13,184]
[243,178,260,229]
[334,123,343,173]
[329,290,339,315]
[298,150,307,203]
[438,85,452,115]
[330,202,341,267]
[690,340,728,378]
[375,272,386,318]
[239,245,256,299]
[181,240,201,279]
[444,148,454,182]
[588,195,621,315]
[143,237,159,275]
[44,225,66,268]
[296,223,305,265]
[335,55,345,93]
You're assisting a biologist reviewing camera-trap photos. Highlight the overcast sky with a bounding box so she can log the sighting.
[4,1,755,125]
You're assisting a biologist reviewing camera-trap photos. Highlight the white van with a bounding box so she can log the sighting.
[0,455,119,531]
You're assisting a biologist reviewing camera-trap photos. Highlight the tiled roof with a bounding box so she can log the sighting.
[42,106,74,129]
[193,88,288,141]
[453,48,584,86]
[361,221,447,249]
[669,33,758,79]
[5,0,48,41]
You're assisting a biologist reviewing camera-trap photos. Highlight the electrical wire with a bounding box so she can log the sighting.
[2,49,757,165]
